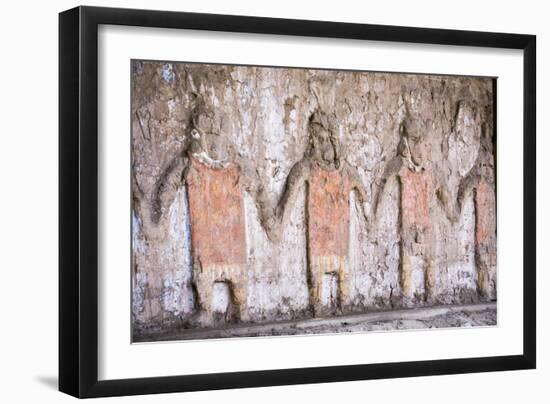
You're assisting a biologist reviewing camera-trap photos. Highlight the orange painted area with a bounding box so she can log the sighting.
[186,157,246,267]
[400,168,432,231]
[475,181,494,244]
[308,166,353,257]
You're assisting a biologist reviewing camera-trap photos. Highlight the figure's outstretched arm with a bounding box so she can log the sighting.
[436,169,479,223]
[261,160,310,242]
[371,155,403,222]
[456,170,480,216]
[435,185,457,222]
[343,163,371,225]
[150,152,189,224]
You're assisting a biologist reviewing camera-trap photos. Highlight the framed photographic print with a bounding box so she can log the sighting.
[59,6,536,398]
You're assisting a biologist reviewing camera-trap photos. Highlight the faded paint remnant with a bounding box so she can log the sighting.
[186,157,246,266]
[475,181,494,244]
[309,166,353,257]
[186,157,247,320]
[475,181,497,300]
[400,168,432,231]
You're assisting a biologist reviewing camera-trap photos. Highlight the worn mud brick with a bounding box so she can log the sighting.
[186,157,246,267]
[475,180,495,244]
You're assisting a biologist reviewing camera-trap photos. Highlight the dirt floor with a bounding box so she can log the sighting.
[133,302,496,343]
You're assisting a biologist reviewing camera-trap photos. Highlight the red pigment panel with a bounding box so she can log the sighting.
[475,180,495,244]
[186,157,246,266]
[400,168,432,231]
[308,165,353,257]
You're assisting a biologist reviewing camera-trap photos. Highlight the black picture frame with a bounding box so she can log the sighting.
[59,5,536,398]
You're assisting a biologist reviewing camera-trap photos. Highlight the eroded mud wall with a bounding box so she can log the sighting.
[131,61,496,334]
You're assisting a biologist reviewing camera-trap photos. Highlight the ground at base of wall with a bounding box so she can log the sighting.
[133,302,496,342]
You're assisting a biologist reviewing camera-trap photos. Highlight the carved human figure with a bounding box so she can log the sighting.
[145,100,249,325]
[264,110,368,314]
[371,119,432,305]
[435,103,496,301]
[184,108,248,323]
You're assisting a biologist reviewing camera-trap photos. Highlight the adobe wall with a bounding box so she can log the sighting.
[131,61,496,335]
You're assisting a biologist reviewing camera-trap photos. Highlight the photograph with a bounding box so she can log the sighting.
[0,0,542,401]
[130,60,497,342]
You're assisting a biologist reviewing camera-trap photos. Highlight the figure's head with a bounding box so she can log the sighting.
[396,113,428,172]
[308,111,341,170]
[190,105,232,166]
